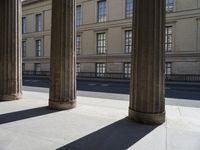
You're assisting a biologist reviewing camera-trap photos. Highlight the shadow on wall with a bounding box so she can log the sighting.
[57,117,158,150]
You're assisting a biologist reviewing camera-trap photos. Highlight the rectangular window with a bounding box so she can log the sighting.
[96,63,106,77]
[166,0,174,12]
[22,41,26,57]
[97,32,106,54]
[76,35,81,55]
[36,14,42,32]
[22,17,26,33]
[125,30,132,54]
[125,0,133,18]
[34,63,41,72]
[124,63,131,78]
[165,62,172,75]
[22,63,25,71]
[76,63,81,73]
[76,5,81,26]
[35,40,42,57]
[97,0,107,22]
[165,26,172,52]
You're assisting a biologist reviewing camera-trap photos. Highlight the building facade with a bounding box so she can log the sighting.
[22,0,200,77]
[22,0,51,72]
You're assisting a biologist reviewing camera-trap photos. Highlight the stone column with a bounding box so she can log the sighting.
[0,0,22,101]
[129,0,165,124]
[49,0,76,110]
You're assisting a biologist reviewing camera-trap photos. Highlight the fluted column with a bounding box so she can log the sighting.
[49,0,76,110]
[129,0,165,124]
[0,0,22,101]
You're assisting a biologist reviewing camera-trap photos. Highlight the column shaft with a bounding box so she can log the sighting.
[0,0,22,101]
[129,0,165,124]
[49,0,76,110]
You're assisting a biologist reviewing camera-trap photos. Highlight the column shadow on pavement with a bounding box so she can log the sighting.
[57,117,158,150]
[0,106,57,124]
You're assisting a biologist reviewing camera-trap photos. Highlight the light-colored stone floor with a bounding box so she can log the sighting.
[0,89,200,150]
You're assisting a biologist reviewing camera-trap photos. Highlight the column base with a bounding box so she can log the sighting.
[0,94,22,101]
[49,100,76,110]
[129,108,165,125]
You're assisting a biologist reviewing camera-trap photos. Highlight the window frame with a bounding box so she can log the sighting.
[22,63,25,71]
[76,63,81,73]
[76,5,82,26]
[166,0,174,13]
[165,26,173,52]
[97,0,107,23]
[76,34,81,55]
[22,40,26,57]
[35,39,43,57]
[165,62,172,75]
[96,32,107,54]
[124,62,131,78]
[124,30,133,54]
[34,63,41,72]
[96,63,106,77]
[125,0,133,18]
[35,13,42,32]
[22,17,26,33]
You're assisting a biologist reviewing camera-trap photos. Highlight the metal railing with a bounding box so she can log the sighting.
[77,72,130,79]
[23,71,50,77]
[23,71,200,82]
[165,74,200,82]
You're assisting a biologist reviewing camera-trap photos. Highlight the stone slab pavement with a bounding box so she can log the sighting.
[0,88,200,150]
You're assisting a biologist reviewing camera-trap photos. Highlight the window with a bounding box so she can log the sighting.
[76,63,81,73]
[22,41,26,57]
[36,14,42,32]
[166,0,174,12]
[125,30,132,54]
[35,40,42,57]
[97,0,107,22]
[124,63,131,78]
[76,35,81,55]
[165,26,172,52]
[97,32,106,54]
[165,62,172,75]
[22,17,26,33]
[22,63,25,71]
[34,63,41,72]
[96,63,106,77]
[125,0,133,18]
[76,5,81,26]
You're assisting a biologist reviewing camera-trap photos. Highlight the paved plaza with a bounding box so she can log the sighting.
[0,86,200,150]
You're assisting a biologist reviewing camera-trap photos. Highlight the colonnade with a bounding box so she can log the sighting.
[0,0,165,125]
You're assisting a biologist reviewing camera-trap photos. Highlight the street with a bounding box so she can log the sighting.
[23,79,200,101]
